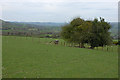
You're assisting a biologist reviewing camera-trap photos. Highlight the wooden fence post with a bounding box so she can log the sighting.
[97,47,98,50]
[111,46,113,52]
[102,47,103,51]
[64,42,65,46]
[107,46,108,51]
[39,38,40,43]
[72,43,73,47]
[32,37,33,42]
[61,42,62,45]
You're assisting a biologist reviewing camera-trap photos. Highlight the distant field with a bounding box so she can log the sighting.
[2,36,118,78]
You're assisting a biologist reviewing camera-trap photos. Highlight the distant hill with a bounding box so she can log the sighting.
[4,20,118,28]
[9,21,67,27]
[1,20,64,34]
[109,22,118,36]
[2,20,118,28]
[1,19,119,37]
[110,22,118,28]
[20,22,66,27]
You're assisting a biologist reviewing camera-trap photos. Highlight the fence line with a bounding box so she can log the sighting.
[4,36,118,53]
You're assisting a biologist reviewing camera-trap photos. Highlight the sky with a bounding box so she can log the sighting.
[0,0,119,22]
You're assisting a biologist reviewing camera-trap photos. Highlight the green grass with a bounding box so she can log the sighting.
[2,36,118,78]
[113,40,118,42]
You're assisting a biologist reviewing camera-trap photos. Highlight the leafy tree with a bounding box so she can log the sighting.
[61,17,112,49]
[70,18,84,27]
[61,18,91,47]
[88,17,112,49]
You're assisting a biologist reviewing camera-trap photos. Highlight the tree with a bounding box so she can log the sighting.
[88,17,112,49]
[61,17,112,49]
[61,18,91,48]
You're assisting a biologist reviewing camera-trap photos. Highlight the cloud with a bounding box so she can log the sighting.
[0,0,118,22]
[0,0,119,2]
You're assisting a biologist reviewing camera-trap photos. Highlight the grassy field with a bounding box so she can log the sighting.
[2,36,118,78]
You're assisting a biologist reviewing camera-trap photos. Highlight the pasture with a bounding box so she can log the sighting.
[2,36,118,78]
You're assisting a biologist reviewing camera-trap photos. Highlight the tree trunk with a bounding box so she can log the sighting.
[79,43,81,48]
[79,43,85,48]
[90,46,95,49]
[81,43,85,48]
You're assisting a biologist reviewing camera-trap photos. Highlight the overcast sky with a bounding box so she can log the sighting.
[0,0,119,22]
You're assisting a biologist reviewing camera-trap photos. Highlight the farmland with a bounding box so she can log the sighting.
[1,19,119,40]
[2,36,118,78]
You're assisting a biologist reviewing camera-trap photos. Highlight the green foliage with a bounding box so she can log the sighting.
[89,17,112,48]
[61,17,112,49]
[70,18,84,27]
[61,24,74,42]
[113,41,119,45]
[61,18,92,48]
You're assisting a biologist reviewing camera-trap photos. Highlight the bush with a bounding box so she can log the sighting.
[113,41,118,45]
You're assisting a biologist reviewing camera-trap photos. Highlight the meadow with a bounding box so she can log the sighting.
[2,36,118,78]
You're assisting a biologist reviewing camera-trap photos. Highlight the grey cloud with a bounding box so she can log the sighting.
[1,1,118,22]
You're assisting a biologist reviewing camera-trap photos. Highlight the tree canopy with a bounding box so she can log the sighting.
[61,17,112,49]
